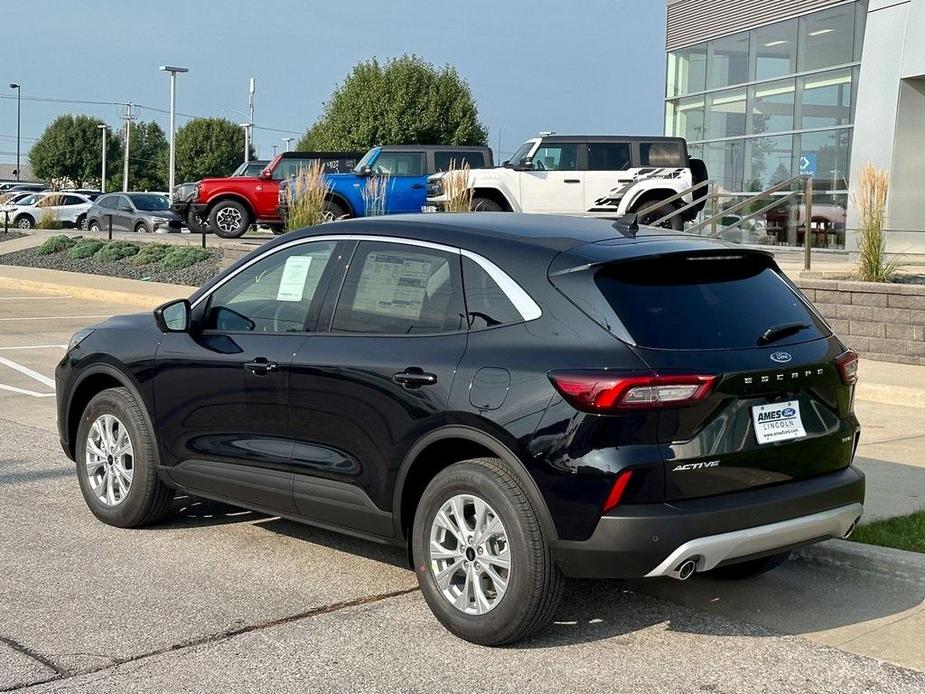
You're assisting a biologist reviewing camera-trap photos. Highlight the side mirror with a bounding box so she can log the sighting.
[259,169,273,180]
[357,165,373,177]
[501,160,511,167]
[513,157,533,171]
[154,298,191,333]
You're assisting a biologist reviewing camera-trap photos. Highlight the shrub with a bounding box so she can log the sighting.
[441,159,473,213]
[38,208,64,230]
[853,162,900,283]
[67,239,105,259]
[129,243,171,266]
[37,234,77,255]
[160,246,211,270]
[362,175,389,217]
[95,241,140,263]
[284,162,333,232]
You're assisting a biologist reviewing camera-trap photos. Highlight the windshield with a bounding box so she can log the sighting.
[507,140,537,167]
[353,148,380,173]
[129,194,170,211]
[18,194,41,206]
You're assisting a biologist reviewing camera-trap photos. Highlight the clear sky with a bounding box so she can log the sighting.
[2,0,667,166]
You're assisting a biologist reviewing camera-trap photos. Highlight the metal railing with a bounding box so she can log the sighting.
[637,174,816,270]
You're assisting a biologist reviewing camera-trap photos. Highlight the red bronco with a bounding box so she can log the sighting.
[170,151,361,238]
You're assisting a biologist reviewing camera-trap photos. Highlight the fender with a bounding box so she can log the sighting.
[325,190,355,217]
[470,184,518,212]
[202,192,254,215]
[66,363,174,486]
[391,424,558,542]
[620,171,694,216]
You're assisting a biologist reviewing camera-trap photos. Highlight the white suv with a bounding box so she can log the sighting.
[427,135,708,229]
[10,192,93,230]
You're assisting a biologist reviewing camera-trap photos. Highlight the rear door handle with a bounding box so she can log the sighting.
[244,357,279,376]
[564,179,580,184]
[393,368,437,388]
[410,183,425,189]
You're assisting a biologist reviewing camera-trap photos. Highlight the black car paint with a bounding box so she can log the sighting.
[56,213,863,577]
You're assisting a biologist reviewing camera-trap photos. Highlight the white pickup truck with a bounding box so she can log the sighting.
[426,135,708,229]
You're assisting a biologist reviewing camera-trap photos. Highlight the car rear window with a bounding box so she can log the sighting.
[638,141,686,168]
[593,254,828,349]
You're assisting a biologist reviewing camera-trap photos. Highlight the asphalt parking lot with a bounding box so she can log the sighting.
[1,285,924,693]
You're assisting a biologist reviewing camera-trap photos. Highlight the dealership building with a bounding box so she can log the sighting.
[664,0,925,254]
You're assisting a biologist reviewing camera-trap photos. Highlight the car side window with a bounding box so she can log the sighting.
[204,241,336,333]
[434,151,487,172]
[332,241,464,335]
[462,257,522,330]
[587,143,632,171]
[639,141,686,167]
[371,152,425,176]
[531,143,578,171]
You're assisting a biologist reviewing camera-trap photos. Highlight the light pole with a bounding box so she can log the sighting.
[159,65,188,194]
[97,124,107,192]
[240,123,252,164]
[282,137,294,152]
[8,84,20,181]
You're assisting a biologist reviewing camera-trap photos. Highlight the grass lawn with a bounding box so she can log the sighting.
[850,510,925,554]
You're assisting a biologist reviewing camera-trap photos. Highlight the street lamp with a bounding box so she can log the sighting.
[282,137,294,152]
[8,84,20,181]
[239,122,252,164]
[97,124,107,193]
[159,65,188,194]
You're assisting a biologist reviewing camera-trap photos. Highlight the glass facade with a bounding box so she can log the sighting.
[665,1,868,249]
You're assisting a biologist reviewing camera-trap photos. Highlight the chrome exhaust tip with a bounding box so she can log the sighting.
[843,517,861,539]
[674,558,697,581]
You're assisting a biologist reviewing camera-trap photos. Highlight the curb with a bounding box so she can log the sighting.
[856,383,925,410]
[0,267,193,309]
[797,539,925,586]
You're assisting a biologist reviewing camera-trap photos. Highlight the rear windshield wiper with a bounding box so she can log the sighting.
[758,321,811,346]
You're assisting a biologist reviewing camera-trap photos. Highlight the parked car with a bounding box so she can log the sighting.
[87,192,182,234]
[11,192,92,229]
[0,190,36,209]
[231,160,270,177]
[2,182,47,194]
[427,135,708,228]
[56,213,863,646]
[170,151,363,238]
[63,188,103,201]
[279,145,493,221]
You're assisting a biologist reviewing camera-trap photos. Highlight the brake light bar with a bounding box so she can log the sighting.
[548,371,716,413]
[834,350,859,385]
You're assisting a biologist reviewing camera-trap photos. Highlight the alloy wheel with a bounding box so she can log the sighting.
[85,414,134,506]
[215,207,243,234]
[429,493,511,615]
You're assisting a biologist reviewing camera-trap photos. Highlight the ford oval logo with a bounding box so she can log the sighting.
[770,351,792,363]
[782,407,796,417]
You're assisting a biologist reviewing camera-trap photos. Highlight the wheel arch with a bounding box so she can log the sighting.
[627,186,681,214]
[65,364,160,471]
[324,190,355,217]
[393,425,557,546]
[472,187,514,211]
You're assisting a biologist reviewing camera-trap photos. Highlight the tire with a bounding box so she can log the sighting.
[15,215,34,229]
[635,198,683,231]
[324,199,348,220]
[269,225,286,236]
[208,200,251,238]
[706,552,790,580]
[77,215,88,231]
[134,222,149,234]
[411,457,563,646]
[75,387,175,528]
[471,196,503,212]
[186,209,209,235]
[88,220,102,234]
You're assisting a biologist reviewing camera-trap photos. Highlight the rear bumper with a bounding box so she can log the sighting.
[551,466,865,579]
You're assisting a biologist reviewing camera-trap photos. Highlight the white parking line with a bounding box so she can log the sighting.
[0,314,110,321]
[0,295,72,300]
[0,344,68,350]
[0,383,55,397]
[0,355,56,388]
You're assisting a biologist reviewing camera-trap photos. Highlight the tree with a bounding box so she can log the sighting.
[298,55,487,151]
[110,120,168,191]
[174,118,254,182]
[30,114,120,187]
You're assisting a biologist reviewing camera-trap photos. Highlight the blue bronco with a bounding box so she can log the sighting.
[279,144,492,219]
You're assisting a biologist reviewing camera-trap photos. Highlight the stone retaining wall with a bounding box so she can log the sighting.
[795,278,925,365]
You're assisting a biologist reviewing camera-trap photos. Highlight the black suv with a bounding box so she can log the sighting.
[56,213,864,645]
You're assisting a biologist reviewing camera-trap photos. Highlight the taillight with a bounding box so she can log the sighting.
[835,350,859,385]
[602,469,633,513]
[548,370,716,413]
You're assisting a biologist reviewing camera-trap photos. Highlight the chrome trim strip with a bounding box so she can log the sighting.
[190,233,542,322]
[642,502,863,577]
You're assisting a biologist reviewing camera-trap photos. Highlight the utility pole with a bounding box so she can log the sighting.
[121,103,138,192]
[272,144,277,157]
[8,84,20,181]
[282,137,294,152]
[159,65,189,194]
[97,124,107,192]
[245,77,255,164]
[240,123,251,164]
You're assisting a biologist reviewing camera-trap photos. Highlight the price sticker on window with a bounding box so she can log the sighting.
[276,256,313,302]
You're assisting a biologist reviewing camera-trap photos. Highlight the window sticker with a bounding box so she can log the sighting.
[276,256,313,302]
[352,252,436,320]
